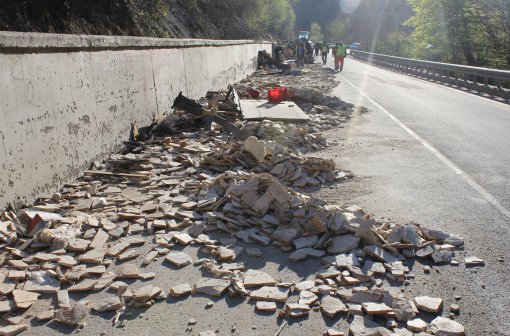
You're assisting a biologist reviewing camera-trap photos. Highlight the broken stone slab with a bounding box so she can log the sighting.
[415,245,435,258]
[363,245,398,264]
[57,290,70,309]
[243,136,269,162]
[5,315,24,326]
[169,284,192,298]
[407,318,428,332]
[0,301,15,313]
[79,249,105,264]
[34,252,60,263]
[327,235,360,254]
[36,309,55,321]
[464,256,485,266]
[267,180,293,204]
[0,283,16,296]
[320,295,347,318]
[106,240,130,257]
[295,280,315,292]
[89,229,109,249]
[391,296,417,322]
[68,279,98,292]
[249,286,289,303]
[284,303,310,318]
[430,316,465,336]
[93,272,117,290]
[422,229,464,246]
[324,328,344,336]
[142,251,159,266]
[12,290,40,309]
[116,263,140,279]
[91,296,123,312]
[214,246,236,262]
[322,253,359,268]
[303,217,327,235]
[348,290,382,304]
[23,271,61,293]
[299,290,318,306]
[243,270,276,288]
[249,232,271,246]
[293,235,319,250]
[361,260,386,277]
[289,248,325,262]
[192,278,230,297]
[7,271,26,281]
[165,252,193,268]
[414,296,443,313]
[7,260,29,269]
[66,239,90,252]
[271,228,299,245]
[0,325,28,336]
[256,301,277,313]
[55,302,89,327]
[349,315,393,336]
[252,191,274,215]
[173,233,194,245]
[432,250,454,264]
[58,255,78,267]
[331,212,347,232]
[132,285,162,304]
[362,302,393,315]
[118,249,141,262]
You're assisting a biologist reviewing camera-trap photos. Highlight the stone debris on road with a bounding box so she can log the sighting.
[0,64,467,335]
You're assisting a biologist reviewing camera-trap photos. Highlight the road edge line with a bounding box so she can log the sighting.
[340,73,510,221]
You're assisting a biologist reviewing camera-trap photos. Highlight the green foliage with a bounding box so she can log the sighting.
[310,22,324,41]
[244,0,296,40]
[326,19,349,43]
[406,0,510,68]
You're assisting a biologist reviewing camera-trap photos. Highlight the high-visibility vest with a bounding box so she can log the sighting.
[337,45,347,57]
[321,44,329,53]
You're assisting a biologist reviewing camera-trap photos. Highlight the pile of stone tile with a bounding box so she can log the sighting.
[0,65,469,336]
[236,64,353,134]
[200,135,349,188]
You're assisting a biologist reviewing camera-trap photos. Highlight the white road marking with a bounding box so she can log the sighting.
[340,73,510,221]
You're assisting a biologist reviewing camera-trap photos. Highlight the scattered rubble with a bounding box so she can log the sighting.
[0,63,468,336]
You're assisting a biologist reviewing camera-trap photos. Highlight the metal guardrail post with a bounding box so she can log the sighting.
[351,50,510,100]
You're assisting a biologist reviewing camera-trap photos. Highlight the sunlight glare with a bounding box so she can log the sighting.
[340,0,361,14]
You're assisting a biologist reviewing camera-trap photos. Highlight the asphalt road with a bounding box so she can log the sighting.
[316,57,510,335]
[19,59,509,336]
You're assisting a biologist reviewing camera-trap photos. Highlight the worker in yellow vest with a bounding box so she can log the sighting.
[334,41,347,71]
[321,42,329,65]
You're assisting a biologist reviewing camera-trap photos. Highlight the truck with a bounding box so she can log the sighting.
[298,31,310,41]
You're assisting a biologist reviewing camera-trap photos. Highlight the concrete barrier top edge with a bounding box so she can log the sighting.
[0,31,272,49]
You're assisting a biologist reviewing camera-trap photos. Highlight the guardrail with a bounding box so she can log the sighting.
[351,50,510,100]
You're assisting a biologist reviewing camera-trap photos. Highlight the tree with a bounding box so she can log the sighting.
[310,22,324,41]
[244,0,295,40]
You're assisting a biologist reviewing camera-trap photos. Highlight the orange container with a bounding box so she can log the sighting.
[268,88,281,102]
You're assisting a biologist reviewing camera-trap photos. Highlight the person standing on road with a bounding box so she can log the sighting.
[314,42,320,57]
[334,41,347,71]
[321,42,329,65]
[296,41,305,67]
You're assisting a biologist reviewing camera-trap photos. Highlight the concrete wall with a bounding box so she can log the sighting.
[0,32,271,209]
